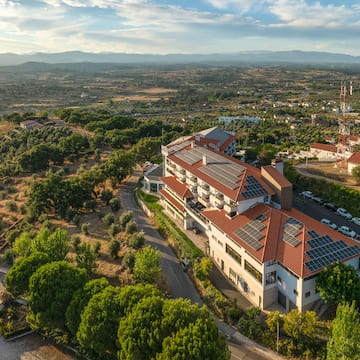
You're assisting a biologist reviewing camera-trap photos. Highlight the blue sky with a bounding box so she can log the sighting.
[0,0,359,55]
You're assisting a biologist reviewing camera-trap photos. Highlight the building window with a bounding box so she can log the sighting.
[217,240,223,247]
[293,289,298,296]
[305,291,311,298]
[245,260,263,283]
[265,271,276,285]
[229,268,236,279]
[226,244,242,265]
[277,276,282,285]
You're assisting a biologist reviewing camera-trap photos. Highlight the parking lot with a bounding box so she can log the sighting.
[293,192,360,239]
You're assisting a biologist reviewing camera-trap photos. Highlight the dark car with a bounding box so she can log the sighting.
[312,196,324,205]
[324,202,337,212]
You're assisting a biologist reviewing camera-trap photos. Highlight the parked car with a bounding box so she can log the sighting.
[323,202,337,211]
[180,259,190,271]
[351,217,360,226]
[312,196,324,205]
[300,191,313,199]
[338,226,357,238]
[320,218,337,230]
[336,208,352,220]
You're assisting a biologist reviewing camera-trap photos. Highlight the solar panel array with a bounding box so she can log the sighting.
[197,149,245,190]
[241,175,268,199]
[167,139,193,154]
[282,217,303,247]
[234,216,267,251]
[305,230,360,272]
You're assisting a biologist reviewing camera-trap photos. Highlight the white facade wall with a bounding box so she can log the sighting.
[348,162,360,174]
[208,224,265,309]
[275,264,299,310]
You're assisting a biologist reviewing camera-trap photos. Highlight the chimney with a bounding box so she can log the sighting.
[203,154,208,166]
[191,141,195,149]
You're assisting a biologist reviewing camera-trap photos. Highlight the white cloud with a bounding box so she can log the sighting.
[269,0,357,28]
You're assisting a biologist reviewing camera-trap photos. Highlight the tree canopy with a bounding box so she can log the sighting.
[327,302,360,360]
[65,277,109,336]
[5,251,50,297]
[27,261,87,330]
[316,261,360,305]
[133,246,161,284]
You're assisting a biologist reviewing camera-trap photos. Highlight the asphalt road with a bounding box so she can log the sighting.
[120,170,202,303]
[228,342,274,360]
[293,194,360,237]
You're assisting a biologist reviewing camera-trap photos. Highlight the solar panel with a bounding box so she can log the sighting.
[234,218,265,251]
[256,214,266,222]
[282,217,303,248]
[308,230,320,239]
[305,229,360,272]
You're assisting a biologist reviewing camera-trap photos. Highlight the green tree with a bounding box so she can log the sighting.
[125,220,137,234]
[75,242,99,275]
[158,317,230,360]
[12,231,33,257]
[351,166,360,185]
[327,302,360,360]
[101,189,113,205]
[127,231,145,249]
[4,252,50,297]
[27,261,87,330]
[132,137,161,164]
[77,284,159,359]
[109,239,121,259]
[109,198,121,212]
[133,246,161,283]
[65,278,109,336]
[32,226,69,261]
[117,296,164,360]
[119,210,133,230]
[283,309,317,355]
[316,261,360,305]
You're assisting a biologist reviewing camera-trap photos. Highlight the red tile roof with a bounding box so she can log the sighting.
[160,176,193,198]
[203,203,359,279]
[159,189,185,212]
[311,143,337,153]
[262,166,292,188]
[168,147,274,202]
[348,152,360,165]
[219,135,236,151]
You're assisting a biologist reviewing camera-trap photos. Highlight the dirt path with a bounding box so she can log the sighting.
[295,161,360,191]
[0,333,74,360]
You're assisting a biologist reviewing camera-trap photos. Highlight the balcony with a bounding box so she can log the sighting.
[202,184,210,191]
[191,186,198,194]
[190,176,197,183]
[179,168,186,175]
[216,193,224,200]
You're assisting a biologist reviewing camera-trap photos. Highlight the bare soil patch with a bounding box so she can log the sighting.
[303,161,360,191]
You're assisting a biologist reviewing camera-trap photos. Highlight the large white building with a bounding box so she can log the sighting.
[160,129,360,313]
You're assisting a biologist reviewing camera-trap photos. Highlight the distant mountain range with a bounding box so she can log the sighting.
[0,50,360,67]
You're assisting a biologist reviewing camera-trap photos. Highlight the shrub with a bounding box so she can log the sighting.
[109,239,120,259]
[2,249,16,266]
[127,231,145,249]
[108,223,120,238]
[122,250,136,270]
[125,220,137,234]
[100,190,113,205]
[5,201,17,212]
[102,213,115,226]
[109,198,121,212]
[81,223,90,235]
